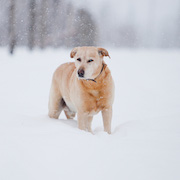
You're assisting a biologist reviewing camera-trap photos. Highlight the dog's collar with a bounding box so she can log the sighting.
[86,64,105,83]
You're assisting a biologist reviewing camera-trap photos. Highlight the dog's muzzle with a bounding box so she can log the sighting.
[78,69,85,78]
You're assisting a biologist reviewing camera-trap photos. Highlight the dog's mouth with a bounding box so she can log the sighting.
[77,69,95,82]
[77,73,90,81]
[78,76,85,80]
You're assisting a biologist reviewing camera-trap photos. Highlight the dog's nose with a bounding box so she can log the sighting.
[78,69,84,77]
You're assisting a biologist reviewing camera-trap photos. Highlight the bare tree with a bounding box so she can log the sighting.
[63,3,76,47]
[9,0,16,54]
[28,0,36,50]
[39,0,48,49]
[4,0,99,50]
[74,9,98,47]
[176,3,180,47]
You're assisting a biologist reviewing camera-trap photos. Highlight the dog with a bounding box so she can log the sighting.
[48,46,114,134]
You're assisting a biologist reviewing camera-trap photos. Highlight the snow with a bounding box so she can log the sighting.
[0,48,180,180]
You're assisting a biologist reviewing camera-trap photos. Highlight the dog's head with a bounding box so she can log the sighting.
[70,46,110,80]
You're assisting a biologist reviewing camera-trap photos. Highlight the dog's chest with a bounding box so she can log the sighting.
[84,89,107,114]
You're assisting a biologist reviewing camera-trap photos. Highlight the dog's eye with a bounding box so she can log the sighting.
[77,58,81,62]
[87,59,94,63]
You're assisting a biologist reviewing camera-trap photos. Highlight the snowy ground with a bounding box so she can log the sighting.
[0,48,180,180]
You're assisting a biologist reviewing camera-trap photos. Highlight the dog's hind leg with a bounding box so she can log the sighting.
[64,108,76,119]
[48,80,64,119]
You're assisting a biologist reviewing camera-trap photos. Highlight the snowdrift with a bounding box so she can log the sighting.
[0,48,180,180]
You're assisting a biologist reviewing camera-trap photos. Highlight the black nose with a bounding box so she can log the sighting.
[78,69,84,77]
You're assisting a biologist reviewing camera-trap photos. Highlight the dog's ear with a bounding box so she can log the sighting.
[98,48,110,58]
[70,47,78,58]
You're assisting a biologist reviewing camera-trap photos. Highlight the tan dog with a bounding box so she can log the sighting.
[48,46,114,134]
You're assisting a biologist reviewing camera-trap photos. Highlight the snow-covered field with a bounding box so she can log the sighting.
[0,48,180,180]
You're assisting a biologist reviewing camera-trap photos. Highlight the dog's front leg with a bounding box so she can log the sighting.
[102,107,112,134]
[86,116,93,133]
[77,112,87,131]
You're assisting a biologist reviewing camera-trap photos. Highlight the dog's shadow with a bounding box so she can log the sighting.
[57,118,78,129]
[52,118,139,135]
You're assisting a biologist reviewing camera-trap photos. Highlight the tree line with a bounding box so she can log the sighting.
[0,0,98,54]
